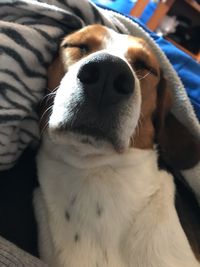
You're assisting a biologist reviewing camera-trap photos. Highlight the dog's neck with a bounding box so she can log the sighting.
[40,134,160,170]
[38,137,163,220]
[37,137,200,267]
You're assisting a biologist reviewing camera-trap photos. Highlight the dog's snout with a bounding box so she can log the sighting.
[77,53,135,106]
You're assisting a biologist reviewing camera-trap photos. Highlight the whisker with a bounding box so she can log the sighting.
[39,86,58,137]
[46,91,57,97]
[135,70,141,74]
[130,112,143,146]
[39,105,54,124]
[47,86,59,93]
[41,91,57,102]
[40,107,54,137]
[40,121,49,138]
[138,72,150,80]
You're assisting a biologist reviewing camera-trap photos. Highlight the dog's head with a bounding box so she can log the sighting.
[41,25,200,169]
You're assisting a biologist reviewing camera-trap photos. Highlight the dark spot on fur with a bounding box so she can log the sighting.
[96,202,103,217]
[71,195,77,206]
[96,263,99,267]
[104,250,108,263]
[65,211,70,221]
[74,233,80,242]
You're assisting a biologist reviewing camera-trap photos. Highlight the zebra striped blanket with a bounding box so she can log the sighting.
[0,1,200,198]
[0,0,136,170]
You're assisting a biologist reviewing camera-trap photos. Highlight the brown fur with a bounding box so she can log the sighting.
[39,57,65,132]
[157,113,200,170]
[155,76,200,170]
[126,39,160,149]
[61,25,109,67]
[47,56,65,92]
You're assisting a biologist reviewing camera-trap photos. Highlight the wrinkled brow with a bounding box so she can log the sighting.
[61,25,110,51]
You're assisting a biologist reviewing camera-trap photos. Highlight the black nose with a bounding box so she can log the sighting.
[77,53,135,106]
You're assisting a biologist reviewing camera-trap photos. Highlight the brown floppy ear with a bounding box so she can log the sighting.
[155,72,200,170]
[39,56,65,133]
[47,56,65,91]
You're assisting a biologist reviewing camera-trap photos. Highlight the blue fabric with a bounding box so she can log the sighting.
[91,0,158,23]
[139,2,158,24]
[91,1,200,120]
[91,0,134,15]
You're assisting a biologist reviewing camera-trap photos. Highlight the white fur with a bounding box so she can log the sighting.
[35,135,200,267]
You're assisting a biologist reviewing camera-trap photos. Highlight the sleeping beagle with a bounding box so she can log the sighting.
[34,25,200,267]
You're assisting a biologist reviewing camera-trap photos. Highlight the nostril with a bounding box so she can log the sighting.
[113,73,134,95]
[77,63,100,84]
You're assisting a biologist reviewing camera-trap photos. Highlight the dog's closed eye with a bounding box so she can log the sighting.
[132,59,158,76]
[61,42,90,56]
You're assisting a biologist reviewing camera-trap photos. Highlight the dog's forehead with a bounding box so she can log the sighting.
[62,25,110,49]
[62,25,145,51]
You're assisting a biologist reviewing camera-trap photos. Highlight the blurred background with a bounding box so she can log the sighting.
[91,0,200,62]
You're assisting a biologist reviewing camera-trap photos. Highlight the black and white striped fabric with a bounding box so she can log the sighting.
[0,0,200,175]
[0,0,133,170]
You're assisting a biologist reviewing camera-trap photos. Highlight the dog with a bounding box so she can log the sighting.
[34,25,200,267]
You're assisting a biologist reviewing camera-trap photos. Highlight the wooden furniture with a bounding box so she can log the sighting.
[130,0,150,17]
[147,0,175,31]
[130,0,200,62]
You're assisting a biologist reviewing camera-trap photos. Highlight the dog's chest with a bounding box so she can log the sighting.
[38,149,160,267]
[41,167,135,266]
